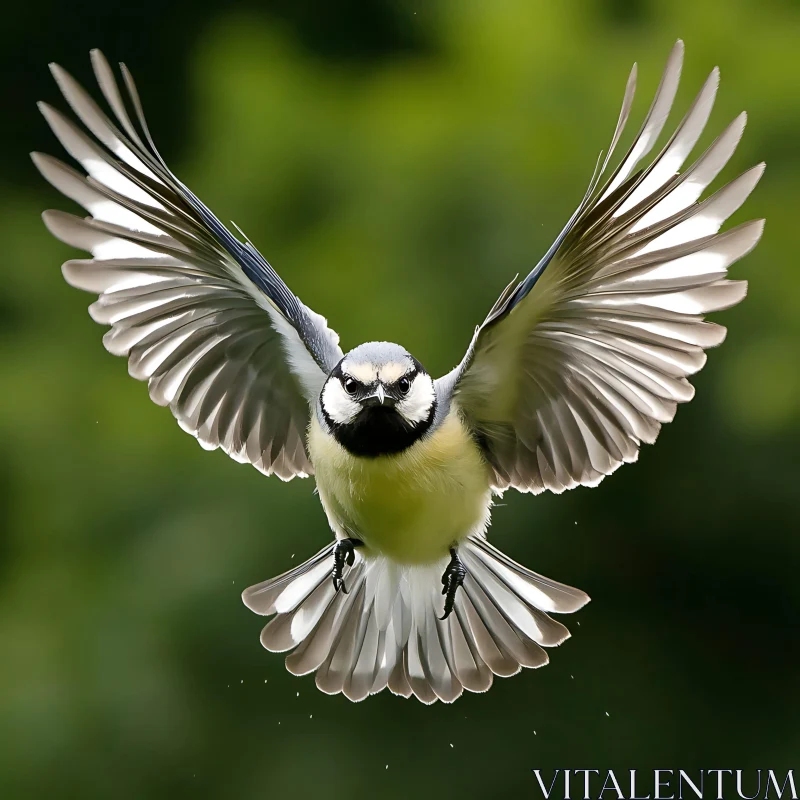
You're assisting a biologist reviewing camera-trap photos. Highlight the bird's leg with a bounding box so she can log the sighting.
[332,537,364,594]
[440,546,467,620]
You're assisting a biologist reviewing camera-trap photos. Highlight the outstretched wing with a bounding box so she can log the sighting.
[438,41,764,495]
[35,50,344,480]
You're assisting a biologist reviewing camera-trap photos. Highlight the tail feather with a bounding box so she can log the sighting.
[463,570,549,670]
[468,537,589,613]
[368,629,394,694]
[344,602,381,702]
[461,548,570,647]
[458,589,519,678]
[244,543,334,615]
[450,602,493,692]
[285,586,347,676]
[314,580,364,695]
[242,537,589,703]
[387,653,412,698]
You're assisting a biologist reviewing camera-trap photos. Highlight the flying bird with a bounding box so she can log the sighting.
[34,41,763,703]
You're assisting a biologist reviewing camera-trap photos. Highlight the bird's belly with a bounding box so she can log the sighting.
[309,413,491,565]
[344,472,486,564]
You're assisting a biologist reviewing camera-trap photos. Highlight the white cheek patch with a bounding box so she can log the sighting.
[321,380,361,425]
[397,375,435,425]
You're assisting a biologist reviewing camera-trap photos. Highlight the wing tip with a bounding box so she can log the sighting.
[48,62,73,93]
[668,38,686,69]
[740,162,766,188]
[737,218,765,256]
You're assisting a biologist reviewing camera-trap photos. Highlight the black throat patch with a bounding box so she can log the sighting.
[323,402,436,458]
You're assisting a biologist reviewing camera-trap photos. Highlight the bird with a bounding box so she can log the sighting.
[34,40,763,704]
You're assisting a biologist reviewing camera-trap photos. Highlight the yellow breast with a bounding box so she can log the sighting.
[308,411,492,565]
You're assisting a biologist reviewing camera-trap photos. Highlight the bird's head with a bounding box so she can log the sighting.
[320,342,437,457]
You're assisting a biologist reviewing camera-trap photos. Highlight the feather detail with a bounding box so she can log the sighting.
[35,51,345,479]
[243,538,588,703]
[441,41,763,495]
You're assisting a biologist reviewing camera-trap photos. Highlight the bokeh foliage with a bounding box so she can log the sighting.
[1,0,799,797]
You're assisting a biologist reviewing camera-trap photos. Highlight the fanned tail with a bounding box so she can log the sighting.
[242,538,589,703]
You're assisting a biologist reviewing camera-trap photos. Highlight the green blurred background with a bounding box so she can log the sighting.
[2,0,799,797]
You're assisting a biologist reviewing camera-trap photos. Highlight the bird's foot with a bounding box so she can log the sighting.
[440,546,466,620]
[332,538,363,593]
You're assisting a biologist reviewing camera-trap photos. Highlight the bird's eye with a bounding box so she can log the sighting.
[397,377,411,395]
[343,377,358,396]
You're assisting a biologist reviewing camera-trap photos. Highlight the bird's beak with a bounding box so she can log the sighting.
[362,384,395,408]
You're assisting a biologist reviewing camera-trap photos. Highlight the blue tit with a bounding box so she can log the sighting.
[34,41,763,703]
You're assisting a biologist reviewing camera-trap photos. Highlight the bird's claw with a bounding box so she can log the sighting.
[439,547,466,620]
[332,538,363,594]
